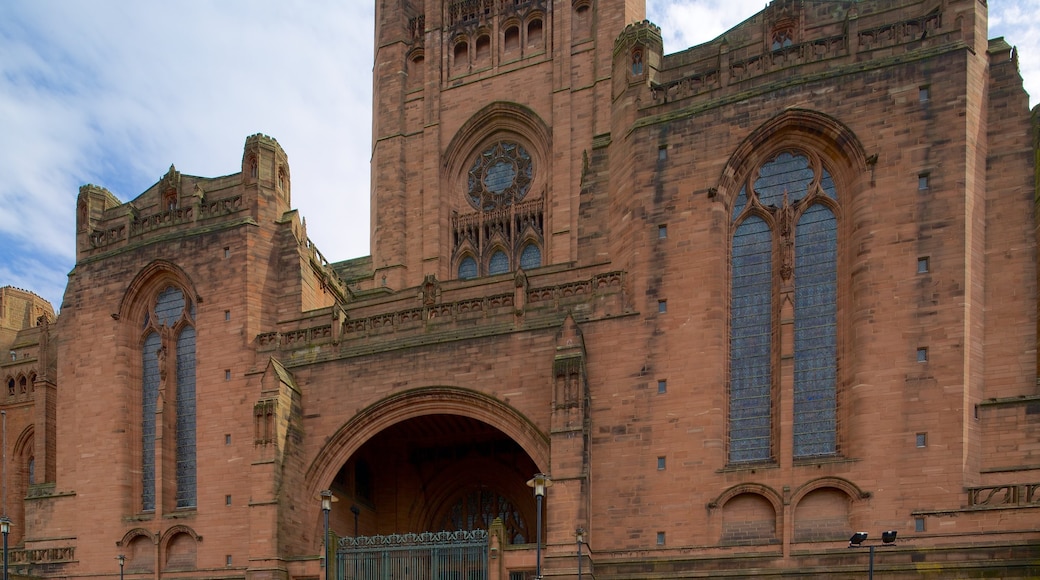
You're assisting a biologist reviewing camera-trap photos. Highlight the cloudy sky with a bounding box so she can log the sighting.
[1,1,1037,310]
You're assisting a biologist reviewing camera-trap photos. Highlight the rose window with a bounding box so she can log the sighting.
[467,141,532,211]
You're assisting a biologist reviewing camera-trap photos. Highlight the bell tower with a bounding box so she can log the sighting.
[370,0,646,290]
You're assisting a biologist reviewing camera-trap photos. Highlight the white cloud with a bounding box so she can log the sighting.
[0,1,1036,310]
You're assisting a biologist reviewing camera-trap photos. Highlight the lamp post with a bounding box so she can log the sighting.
[319,490,337,580]
[848,530,898,579]
[526,474,552,580]
[575,527,585,580]
[117,554,125,580]
[0,516,9,580]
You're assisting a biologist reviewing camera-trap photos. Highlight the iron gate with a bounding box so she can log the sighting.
[336,530,488,580]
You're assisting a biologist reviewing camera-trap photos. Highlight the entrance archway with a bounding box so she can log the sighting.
[307,386,549,543]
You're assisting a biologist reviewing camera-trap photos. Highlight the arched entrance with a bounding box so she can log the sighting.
[330,415,540,580]
[328,414,539,541]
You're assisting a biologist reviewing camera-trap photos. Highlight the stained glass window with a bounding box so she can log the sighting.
[729,149,839,464]
[793,204,837,457]
[175,326,197,508]
[140,285,196,511]
[519,244,541,270]
[142,331,160,511]
[729,216,773,463]
[488,250,509,275]
[459,256,478,279]
[467,142,533,211]
[754,152,812,206]
[442,489,529,544]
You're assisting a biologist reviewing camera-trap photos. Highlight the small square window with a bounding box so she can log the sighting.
[224,310,231,321]
[225,434,232,445]
[918,174,929,190]
[916,432,927,448]
[915,518,926,533]
[226,494,232,506]
[657,379,667,394]
[658,146,668,161]
[658,224,667,239]
[223,247,230,259]
[917,257,929,273]
[657,456,666,470]
[226,555,233,566]
[658,300,667,313]
[919,86,929,102]
[225,369,232,381]
[916,348,928,363]
[656,532,666,545]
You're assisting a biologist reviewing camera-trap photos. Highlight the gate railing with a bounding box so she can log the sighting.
[337,530,489,580]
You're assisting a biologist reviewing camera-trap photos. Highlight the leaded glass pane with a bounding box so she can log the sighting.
[519,244,541,270]
[155,286,185,326]
[467,141,533,211]
[142,332,160,511]
[794,204,837,457]
[488,251,509,275]
[730,216,773,463]
[442,489,528,544]
[755,152,812,206]
[459,257,477,280]
[820,168,837,200]
[175,326,197,508]
[732,186,748,220]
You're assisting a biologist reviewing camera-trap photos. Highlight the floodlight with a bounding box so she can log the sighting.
[882,530,897,544]
[849,532,868,546]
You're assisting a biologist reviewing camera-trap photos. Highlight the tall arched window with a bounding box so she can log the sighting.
[141,285,196,510]
[729,151,839,463]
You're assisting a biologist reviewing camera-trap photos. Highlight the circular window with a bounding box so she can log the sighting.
[467,141,532,211]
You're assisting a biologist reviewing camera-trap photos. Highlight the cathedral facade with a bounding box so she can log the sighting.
[2,0,1039,578]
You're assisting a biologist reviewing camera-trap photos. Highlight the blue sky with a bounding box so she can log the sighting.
[1,1,1036,310]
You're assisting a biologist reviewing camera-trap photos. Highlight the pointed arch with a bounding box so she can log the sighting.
[716,108,868,215]
[117,260,200,322]
[305,386,549,502]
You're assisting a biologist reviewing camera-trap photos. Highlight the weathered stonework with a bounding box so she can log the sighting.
[2,0,1039,578]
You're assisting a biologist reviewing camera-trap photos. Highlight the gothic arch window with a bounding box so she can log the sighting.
[458,256,478,280]
[572,1,592,39]
[503,24,520,53]
[6,377,14,397]
[441,488,529,544]
[446,104,550,281]
[488,249,509,275]
[453,39,469,72]
[729,150,840,464]
[771,21,796,51]
[527,18,543,48]
[475,34,491,67]
[408,50,425,88]
[631,46,645,76]
[141,285,197,510]
[519,243,541,270]
[163,189,178,212]
[467,141,533,211]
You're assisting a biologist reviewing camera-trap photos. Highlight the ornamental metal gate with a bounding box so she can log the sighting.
[336,530,488,580]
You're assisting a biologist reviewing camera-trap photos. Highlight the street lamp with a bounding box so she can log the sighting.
[117,554,125,580]
[526,474,552,579]
[575,527,586,580]
[848,530,898,579]
[0,516,10,580]
[319,490,338,580]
